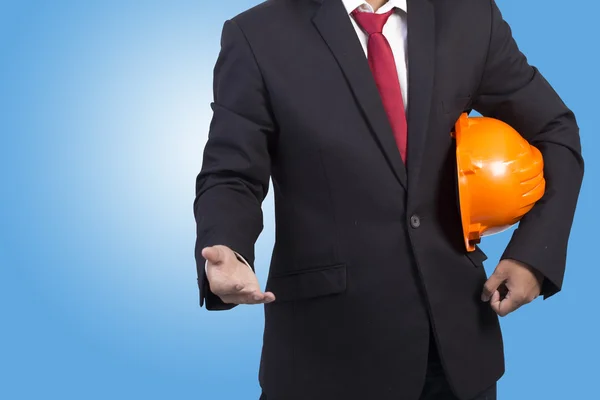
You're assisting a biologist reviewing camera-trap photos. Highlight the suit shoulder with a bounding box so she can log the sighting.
[231,0,293,24]
[434,0,492,14]
[225,0,311,39]
[433,0,493,29]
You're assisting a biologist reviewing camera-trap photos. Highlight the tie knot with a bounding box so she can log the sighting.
[351,8,395,35]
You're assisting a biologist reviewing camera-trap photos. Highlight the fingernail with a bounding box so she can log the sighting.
[253,295,262,301]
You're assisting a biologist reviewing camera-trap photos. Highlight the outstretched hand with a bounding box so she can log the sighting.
[203,245,276,305]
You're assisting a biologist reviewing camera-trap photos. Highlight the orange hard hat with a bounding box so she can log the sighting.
[452,113,545,252]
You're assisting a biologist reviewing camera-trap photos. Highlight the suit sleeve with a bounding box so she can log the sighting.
[471,0,584,298]
[194,19,274,310]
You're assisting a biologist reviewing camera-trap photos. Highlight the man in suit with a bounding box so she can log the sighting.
[193,0,583,398]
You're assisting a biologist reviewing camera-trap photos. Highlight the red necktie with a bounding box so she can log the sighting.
[352,9,408,163]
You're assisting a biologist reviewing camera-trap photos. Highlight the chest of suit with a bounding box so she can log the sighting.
[238,0,487,219]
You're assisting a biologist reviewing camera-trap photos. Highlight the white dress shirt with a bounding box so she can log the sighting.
[342,0,409,109]
[206,1,408,275]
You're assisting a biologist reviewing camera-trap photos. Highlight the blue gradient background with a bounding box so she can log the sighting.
[0,1,596,399]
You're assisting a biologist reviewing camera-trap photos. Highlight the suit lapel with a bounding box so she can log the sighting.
[311,0,408,190]
[405,0,435,194]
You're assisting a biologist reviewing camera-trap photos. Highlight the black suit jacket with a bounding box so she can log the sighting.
[194,0,584,399]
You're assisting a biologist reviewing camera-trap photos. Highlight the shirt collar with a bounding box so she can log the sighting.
[341,0,407,14]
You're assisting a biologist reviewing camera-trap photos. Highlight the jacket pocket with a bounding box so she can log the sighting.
[464,246,488,267]
[266,264,347,303]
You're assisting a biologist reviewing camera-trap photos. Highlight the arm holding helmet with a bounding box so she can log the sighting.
[473,0,584,308]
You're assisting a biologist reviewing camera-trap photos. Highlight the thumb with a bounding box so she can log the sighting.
[202,246,225,265]
[482,268,506,302]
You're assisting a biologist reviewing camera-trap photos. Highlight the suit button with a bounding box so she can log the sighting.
[410,215,421,228]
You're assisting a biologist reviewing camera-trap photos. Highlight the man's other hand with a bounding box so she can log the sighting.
[481,259,544,317]
[202,245,276,305]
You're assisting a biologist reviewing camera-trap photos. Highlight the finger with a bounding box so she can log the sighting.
[218,282,256,297]
[220,289,270,305]
[263,292,276,303]
[236,285,264,297]
[249,290,267,303]
[220,291,259,305]
[489,290,501,314]
[244,290,275,305]
[202,246,224,265]
[496,292,521,317]
[482,271,505,302]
